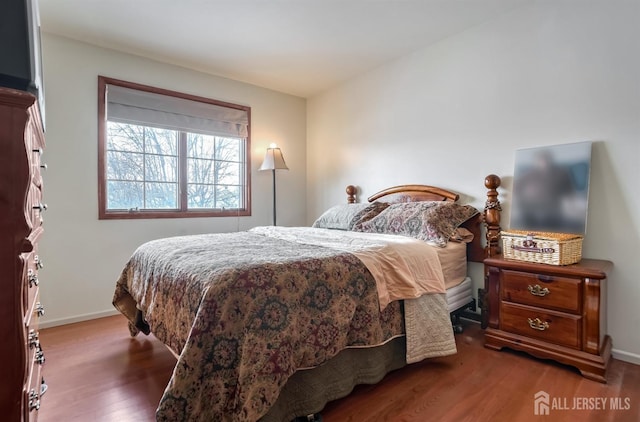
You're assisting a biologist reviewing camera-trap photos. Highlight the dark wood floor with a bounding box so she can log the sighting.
[38,315,639,421]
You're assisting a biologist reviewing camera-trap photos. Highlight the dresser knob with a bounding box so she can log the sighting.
[40,163,48,170]
[28,329,40,349]
[527,317,549,331]
[528,284,550,297]
[33,203,48,212]
[32,148,43,154]
[34,255,44,269]
[35,345,46,365]
[35,302,45,317]
[28,269,39,287]
[28,389,40,411]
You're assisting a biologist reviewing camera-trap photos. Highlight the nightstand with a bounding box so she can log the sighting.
[483,255,612,382]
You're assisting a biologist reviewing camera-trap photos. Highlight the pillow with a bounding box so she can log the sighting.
[312,203,371,230]
[352,201,479,247]
[347,201,390,230]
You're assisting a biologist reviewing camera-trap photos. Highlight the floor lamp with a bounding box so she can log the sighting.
[259,144,288,226]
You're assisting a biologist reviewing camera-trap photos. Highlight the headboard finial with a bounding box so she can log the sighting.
[346,185,357,204]
[485,174,501,190]
[484,174,502,257]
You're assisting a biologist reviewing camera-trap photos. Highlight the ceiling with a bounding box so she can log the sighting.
[39,0,532,98]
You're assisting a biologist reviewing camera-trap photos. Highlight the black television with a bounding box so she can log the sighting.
[0,0,45,129]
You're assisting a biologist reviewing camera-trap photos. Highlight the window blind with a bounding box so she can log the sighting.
[106,84,249,138]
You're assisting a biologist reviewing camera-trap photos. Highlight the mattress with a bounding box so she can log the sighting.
[436,239,469,289]
[446,276,473,312]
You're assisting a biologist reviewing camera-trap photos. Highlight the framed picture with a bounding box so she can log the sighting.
[510,141,592,235]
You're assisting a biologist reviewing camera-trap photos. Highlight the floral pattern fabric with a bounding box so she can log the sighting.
[112,230,405,421]
[347,201,390,230]
[352,201,479,247]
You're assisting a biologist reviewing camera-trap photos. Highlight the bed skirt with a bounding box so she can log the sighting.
[260,336,406,421]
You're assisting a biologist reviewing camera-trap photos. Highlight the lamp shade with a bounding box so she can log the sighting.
[260,146,289,171]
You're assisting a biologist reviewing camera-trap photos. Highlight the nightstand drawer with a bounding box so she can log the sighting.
[501,269,581,313]
[501,302,581,349]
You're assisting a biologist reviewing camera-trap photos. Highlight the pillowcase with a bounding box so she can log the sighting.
[347,201,390,230]
[312,202,391,230]
[312,203,371,230]
[352,201,479,247]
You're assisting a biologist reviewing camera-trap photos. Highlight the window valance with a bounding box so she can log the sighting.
[106,84,249,138]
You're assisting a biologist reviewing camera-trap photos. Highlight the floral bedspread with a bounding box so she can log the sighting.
[112,228,452,421]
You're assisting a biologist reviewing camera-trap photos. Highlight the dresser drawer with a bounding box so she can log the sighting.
[501,269,581,313]
[24,355,43,419]
[24,310,45,420]
[30,144,44,188]
[500,302,582,349]
[28,184,45,229]
[24,288,42,329]
[21,253,41,321]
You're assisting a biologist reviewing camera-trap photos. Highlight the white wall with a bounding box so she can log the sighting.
[39,34,306,327]
[307,0,640,362]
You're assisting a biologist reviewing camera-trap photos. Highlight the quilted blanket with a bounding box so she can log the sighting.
[112,227,455,421]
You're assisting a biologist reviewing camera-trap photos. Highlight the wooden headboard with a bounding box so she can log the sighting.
[345,175,502,263]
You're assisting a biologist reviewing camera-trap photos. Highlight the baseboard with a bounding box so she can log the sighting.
[39,309,120,329]
[612,348,640,366]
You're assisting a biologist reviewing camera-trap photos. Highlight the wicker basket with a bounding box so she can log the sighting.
[501,230,583,265]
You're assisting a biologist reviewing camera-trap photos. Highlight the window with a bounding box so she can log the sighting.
[98,76,251,219]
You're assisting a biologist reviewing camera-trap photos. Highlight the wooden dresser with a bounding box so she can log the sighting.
[484,255,612,382]
[0,87,47,420]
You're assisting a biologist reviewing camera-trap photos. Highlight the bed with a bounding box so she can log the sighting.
[112,176,502,422]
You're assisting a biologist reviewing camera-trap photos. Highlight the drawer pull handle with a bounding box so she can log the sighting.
[35,345,46,365]
[36,302,45,317]
[528,284,550,297]
[28,269,39,287]
[28,389,40,411]
[35,255,44,269]
[33,203,48,212]
[40,163,48,170]
[528,317,549,331]
[28,329,40,349]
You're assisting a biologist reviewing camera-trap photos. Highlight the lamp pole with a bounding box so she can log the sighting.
[272,168,277,226]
